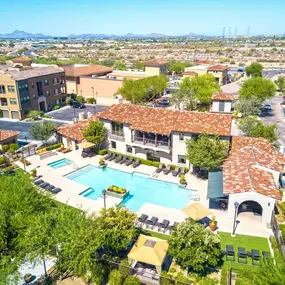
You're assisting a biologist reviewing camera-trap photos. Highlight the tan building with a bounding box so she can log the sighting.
[0,65,66,119]
[144,58,167,76]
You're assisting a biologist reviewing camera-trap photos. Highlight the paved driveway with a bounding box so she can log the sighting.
[46,105,108,122]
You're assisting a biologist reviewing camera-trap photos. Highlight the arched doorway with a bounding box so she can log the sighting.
[238,201,263,222]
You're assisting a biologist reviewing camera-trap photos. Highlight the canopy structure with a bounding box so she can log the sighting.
[182,202,212,220]
[207,171,225,199]
[77,141,95,149]
[128,234,169,273]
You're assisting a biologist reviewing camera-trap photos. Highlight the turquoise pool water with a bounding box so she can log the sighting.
[65,165,191,212]
[48,158,72,169]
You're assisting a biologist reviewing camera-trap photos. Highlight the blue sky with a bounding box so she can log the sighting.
[1,0,284,36]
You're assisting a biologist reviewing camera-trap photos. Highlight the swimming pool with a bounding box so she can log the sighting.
[48,158,72,169]
[65,165,191,212]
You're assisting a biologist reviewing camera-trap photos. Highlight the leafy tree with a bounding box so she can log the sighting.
[237,117,279,143]
[92,262,110,285]
[167,60,185,74]
[168,218,221,271]
[114,61,126,70]
[109,270,123,285]
[239,77,277,102]
[131,61,144,70]
[0,110,3,118]
[234,96,261,117]
[29,121,57,146]
[99,59,115,67]
[171,88,197,111]
[97,207,137,253]
[83,121,107,150]
[186,133,228,171]
[66,96,72,105]
[76,95,85,103]
[27,110,44,120]
[123,276,141,285]
[245,62,263,77]
[275,76,285,93]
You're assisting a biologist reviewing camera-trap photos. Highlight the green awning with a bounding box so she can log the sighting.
[207,171,224,199]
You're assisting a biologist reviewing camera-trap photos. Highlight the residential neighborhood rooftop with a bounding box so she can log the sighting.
[98,103,233,136]
[207,65,229,71]
[144,58,167,67]
[0,130,20,142]
[212,93,235,101]
[62,64,113,77]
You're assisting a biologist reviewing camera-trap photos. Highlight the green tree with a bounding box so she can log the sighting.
[131,61,144,70]
[171,88,197,111]
[83,121,107,150]
[27,110,44,120]
[99,59,115,67]
[245,62,263,77]
[186,133,228,171]
[29,121,57,146]
[275,76,285,93]
[92,262,109,285]
[168,218,221,271]
[239,77,277,101]
[123,276,141,285]
[97,207,137,253]
[167,60,185,74]
[109,270,123,285]
[237,117,279,143]
[76,95,85,103]
[66,96,72,105]
[234,96,261,117]
[114,61,126,70]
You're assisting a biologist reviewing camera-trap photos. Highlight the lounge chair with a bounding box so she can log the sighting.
[251,249,261,265]
[46,185,55,192]
[178,167,186,177]
[156,163,164,173]
[108,153,116,161]
[168,222,179,234]
[158,219,170,233]
[51,188,62,194]
[136,214,148,227]
[172,166,179,177]
[120,155,127,164]
[81,151,89,158]
[132,159,141,168]
[40,182,50,189]
[104,152,112,160]
[34,179,44,185]
[125,158,134,166]
[115,154,123,163]
[238,247,247,264]
[226,245,235,261]
[146,216,158,229]
[163,164,171,175]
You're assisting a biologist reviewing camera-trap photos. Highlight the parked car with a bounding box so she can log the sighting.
[157,99,170,106]
[72,101,85,109]
[265,104,272,110]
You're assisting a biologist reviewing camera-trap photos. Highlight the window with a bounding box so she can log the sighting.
[7,85,15,92]
[55,99,60,105]
[178,155,186,164]
[46,90,50,97]
[19,84,28,91]
[9,98,17,105]
[44,79,49,86]
[53,77,60,85]
[54,88,60,95]
[111,141,116,149]
[0,85,6,94]
[219,101,225,112]
[32,82,35,88]
[126,145,132,153]
[179,133,184,141]
[0,98,7,106]
[60,86,66,94]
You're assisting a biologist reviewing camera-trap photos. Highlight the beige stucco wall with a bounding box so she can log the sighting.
[145,66,161,76]
[66,79,77,94]
[77,77,123,102]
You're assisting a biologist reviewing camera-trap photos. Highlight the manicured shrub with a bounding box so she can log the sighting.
[108,270,122,285]
[92,262,109,285]
[119,260,130,279]
[0,155,5,165]
[2,145,9,152]
[98,149,108,155]
[46,143,63,151]
[27,110,44,120]
[123,276,140,285]
[66,96,72,105]
[220,268,227,285]
[107,185,127,194]
[87,97,96,104]
[269,235,278,251]
[279,224,285,240]
[53,106,60,111]
[8,144,19,153]
[76,95,85,103]
[198,277,218,285]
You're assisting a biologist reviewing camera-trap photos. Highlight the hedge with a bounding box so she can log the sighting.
[46,143,63,151]
[220,268,227,285]
[98,149,108,155]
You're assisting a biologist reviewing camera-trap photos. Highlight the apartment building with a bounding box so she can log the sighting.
[0,65,66,119]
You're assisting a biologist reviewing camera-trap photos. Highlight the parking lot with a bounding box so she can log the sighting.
[46,105,109,122]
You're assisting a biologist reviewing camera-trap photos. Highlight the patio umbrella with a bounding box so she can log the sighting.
[182,202,212,221]
[77,141,95,149]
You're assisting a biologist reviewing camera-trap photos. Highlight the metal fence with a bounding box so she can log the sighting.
[271,211,285,260]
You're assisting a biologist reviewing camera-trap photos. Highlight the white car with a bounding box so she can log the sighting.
[265,104,272,110]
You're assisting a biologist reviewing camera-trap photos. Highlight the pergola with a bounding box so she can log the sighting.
[128,234,169,274]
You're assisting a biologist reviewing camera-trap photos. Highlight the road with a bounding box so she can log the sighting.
[263,69,285,79]
[0,120,64,140]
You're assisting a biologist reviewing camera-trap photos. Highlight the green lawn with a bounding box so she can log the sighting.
[141,229,170,240]
[219,232,270,270]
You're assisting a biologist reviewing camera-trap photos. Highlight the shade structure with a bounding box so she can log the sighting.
[128,234,169,273]
[182,202,212,220]
[77,141,95,149]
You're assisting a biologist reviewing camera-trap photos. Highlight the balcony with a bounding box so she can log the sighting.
[132,135,171,152]
[109,131,125,142]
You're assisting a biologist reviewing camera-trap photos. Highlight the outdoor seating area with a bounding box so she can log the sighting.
[156,164,186,177]
[34,178,62,194]
[104,153,141,168]
[221,245,270,265]
[136,214,179,234]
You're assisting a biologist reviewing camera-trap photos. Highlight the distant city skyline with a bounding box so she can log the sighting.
[1,0,285,36]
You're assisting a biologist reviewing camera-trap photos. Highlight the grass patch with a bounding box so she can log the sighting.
[219,232,270,270]
[140,229,170,241]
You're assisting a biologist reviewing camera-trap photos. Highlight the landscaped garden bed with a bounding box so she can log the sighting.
[106,185,129,199]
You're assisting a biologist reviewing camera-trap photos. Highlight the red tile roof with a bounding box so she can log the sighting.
[62,64,113,77]
[12,57,33,62]
[208,65,229,71]
[196,60,215,65]
[212,93,234,101]
[144,58,167,67]
[0,130,20,142]
[183,71,198,75]
[98,104,232,136]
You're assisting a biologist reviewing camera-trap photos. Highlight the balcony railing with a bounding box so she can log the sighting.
[133,136,170,150]
[109,131,125,141]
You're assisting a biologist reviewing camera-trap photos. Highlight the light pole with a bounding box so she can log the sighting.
[102,189,107,210]
[91,87,97,115]
[231,201,239,237]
